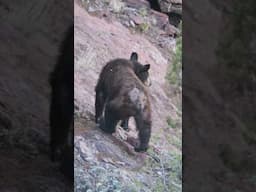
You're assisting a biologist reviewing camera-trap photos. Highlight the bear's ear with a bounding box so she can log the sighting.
[142,64,150,72]
[130,52,138,61]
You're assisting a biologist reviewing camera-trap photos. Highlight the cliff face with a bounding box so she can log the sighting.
[0,0,73,191]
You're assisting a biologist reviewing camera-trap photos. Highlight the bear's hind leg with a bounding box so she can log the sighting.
[95,90,105,123]
[100,103,118,134]
[120,118,129,130]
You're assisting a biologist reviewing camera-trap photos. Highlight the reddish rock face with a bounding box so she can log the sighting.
[150,9,169,29]
[129,14,145,25]
[164,23,180,37]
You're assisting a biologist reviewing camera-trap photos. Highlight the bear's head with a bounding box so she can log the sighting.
[130,52,151,86]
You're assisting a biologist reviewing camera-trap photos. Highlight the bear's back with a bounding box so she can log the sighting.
[98,58,147,99]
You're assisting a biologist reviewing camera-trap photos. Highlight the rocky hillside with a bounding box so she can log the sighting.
[74,0,182,191]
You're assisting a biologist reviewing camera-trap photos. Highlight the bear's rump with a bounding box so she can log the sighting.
[109,86,148,119]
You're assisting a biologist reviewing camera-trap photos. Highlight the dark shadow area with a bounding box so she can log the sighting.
[49,24,74,182]
[0,0,73,191]
[168,12,182,27]
[183,0,256,191]
[147,0,161,12]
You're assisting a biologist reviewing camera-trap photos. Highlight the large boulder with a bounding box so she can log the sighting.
[159,0,182,15]
[155,0,182,27]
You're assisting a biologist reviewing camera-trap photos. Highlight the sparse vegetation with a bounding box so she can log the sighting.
[139,7,148,17]
[143,126,182,192]
[167,36,182,87]
[178,21,182,33]
[137,22,150,33]
[144,148,182,192]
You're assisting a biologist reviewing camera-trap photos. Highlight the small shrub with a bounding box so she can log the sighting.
[137,22,150,33]
[178,21,182,32]
[167,116,177,129]
[168,152,182,192]
[139,7,148,17]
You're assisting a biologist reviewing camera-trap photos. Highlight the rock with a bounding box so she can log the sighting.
[150,10,169,29]
[129,14,144,25]
[126,137,138,147]
[88,6,95,13]
[124,20,130,27]
[164,23,180,36]
[129,20,136,27]
[156,0,182,27]
[158,0,182,15]
[124,0,150,9]
[169,4,182,15]
[170,0,182,3]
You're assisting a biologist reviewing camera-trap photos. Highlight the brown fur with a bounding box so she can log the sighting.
[95,53,152,152]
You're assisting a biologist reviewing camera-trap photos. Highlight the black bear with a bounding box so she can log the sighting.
[95,52,152,152]
[119,53,151,131]
[49,24,74,180]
